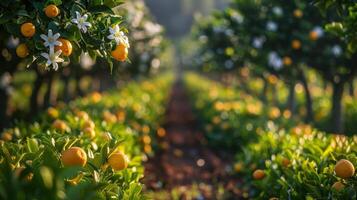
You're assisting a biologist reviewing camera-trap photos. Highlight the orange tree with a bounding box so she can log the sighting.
[314,0,357,52]
[0,0,130,128]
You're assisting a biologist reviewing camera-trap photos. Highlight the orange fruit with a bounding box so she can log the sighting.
[142,135,151,144]
[21,22,36,37]
[47,107,59,119]
[16,44,29,58]
[253,169,265,180]
[144,145,152,154]
[111,43,128,62]
[52,119,69,132]
[82,120,95,129]
[331,181,345,191]
[83,127,95,139]
[157,128,166,137]
[1,132,12,141]
[234,162,243,173]
[334,159,355,179]
[103,111,117,123]
[108,151,129,171]
[293,9,303,18]
[61,147,87,167]
[283,56,292,66]
[309,31,319,41]
[282,158,290,167]
[291,40,301,50]
[76,111,89,121]
[44,4,60,18]
[55,38,72,56]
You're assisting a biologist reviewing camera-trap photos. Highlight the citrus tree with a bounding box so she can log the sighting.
[314,0,357,52]
[0,0,131,128]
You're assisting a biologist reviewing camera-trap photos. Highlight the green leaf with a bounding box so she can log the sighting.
[88,5,114,15]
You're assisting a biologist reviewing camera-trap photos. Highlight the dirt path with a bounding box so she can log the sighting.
[143,80,238,199]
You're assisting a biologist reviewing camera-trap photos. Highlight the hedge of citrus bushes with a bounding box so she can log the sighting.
[184,73,357,199]
[0,73,173,199]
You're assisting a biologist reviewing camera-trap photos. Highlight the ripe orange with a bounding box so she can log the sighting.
[76,111,89,121]
[103,111,117,123]
[16,44,29,58]
[55,38,72,56]
[111,43,128,62]
[234,162,243,173]
[108,151,129,171]
[334,159,355,179]
[47,107,59,118]
[83,127,95,139]
[157,128,166,137]
[309,31,319,41]
[142,135,151,144]
[45,4,60,18]
[61,147,87,167]
[82,120,95,129]
[21,22,36,38]
[293,9,303,18]
[291,40,301,50]
[283,56,292,66]
[253,169,265,180]
[52,119,69,132]
[1,132,12,141]
[331,181,345,191]
[282,158,290,167]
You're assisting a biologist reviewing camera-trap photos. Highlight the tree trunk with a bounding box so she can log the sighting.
[30,71,44,115]
[43,73,54,109]
[300,73,314,123]
[0,88,9,129]
[63,76,71,103]
[272,84,278,106]
[349,81,354,97]
[286,83,296,115]
[331,82,345,134]
[261,78,268,103]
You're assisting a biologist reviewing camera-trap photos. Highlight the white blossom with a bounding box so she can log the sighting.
[273,7,283,16]
[267,21,278,32]
[40,29,62,52]
[313,26,324,38]
[268,52,283,70]
[71,11,92,33]
[252,37,266,49]
[331,45,342,56]
[41,50,64,71]
[107,24,130,47]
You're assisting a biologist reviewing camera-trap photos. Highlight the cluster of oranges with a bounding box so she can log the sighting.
[61,146,129,171]
[332,159,355,191]
[16,4,127,62]
[16,5,73,59]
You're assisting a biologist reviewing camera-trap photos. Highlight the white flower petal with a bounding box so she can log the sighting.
[48,29,53,37]
[53,33,61,40]
[55,57,64,63]
[83,14,88,20]
[76,11,81,19]
[72,19,78,24]
[41,53,49,59]
[84,22,91,27]
[52,63,58,71]
[54,50,62,57]
[40,34,48,41]
[46,60,52,66]
[82,26,87,33]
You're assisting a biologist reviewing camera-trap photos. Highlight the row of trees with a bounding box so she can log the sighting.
[0,0,168,129]
[191,0,356,133]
